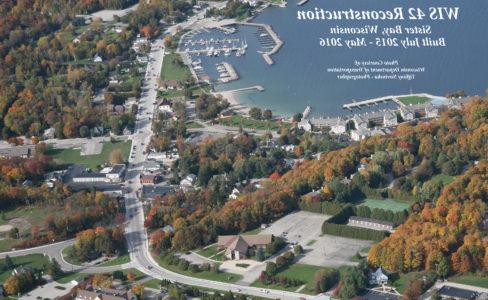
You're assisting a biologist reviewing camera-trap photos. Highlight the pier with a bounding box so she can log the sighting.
[219,85,265,93]
[342,93,446,110]
[237,22,283,65]
[218,62,239,83]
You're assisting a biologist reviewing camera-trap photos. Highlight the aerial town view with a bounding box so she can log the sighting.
[1,0,488,300]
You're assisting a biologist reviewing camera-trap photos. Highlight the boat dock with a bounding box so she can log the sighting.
[218,62,239,83]
[219,85,265,93]
[237,22,283,65]
[342,93,445,110]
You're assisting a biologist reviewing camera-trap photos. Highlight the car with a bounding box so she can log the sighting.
[148,265,153,269]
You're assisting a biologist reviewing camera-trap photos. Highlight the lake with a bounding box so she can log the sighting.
[207,0,488,117]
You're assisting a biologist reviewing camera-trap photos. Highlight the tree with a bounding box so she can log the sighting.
[4,255,14,270]
[132,283,145,299]
[4,275,20,295]
[46,258,62,279]
[315,269,339,293]
[265,262,277,275]
[263,109,272,120]
[339,266,366,299]
[163,34,173,48]
[256,247,265,261]
[127,271,136,281]
[92,274,112,288]
[109,149,124,165]
[294,245,304,255]
[293,113,303,122]
[249,107,262,120]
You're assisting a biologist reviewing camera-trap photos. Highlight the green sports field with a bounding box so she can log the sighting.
[359,198,410,212]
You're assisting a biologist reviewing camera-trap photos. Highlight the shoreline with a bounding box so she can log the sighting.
[214,89,251,115]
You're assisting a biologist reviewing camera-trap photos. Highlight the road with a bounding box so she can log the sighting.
[0,9,324,300]
[120,19,324,300]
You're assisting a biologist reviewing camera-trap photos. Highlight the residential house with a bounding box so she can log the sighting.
[140,173,162,185]
[93,54,102,63]
[217,234,273,260]
[298,119,312,132]
[159,80,181,91]
[43,127,56,139]
[350,127,371,142]
[76,287,137,300]
[157,98,173,113]
[180,174,197,187]
[368,267,389,285]
[228,187,241,199]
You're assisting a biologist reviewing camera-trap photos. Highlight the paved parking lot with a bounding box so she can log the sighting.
[262,211,372,268]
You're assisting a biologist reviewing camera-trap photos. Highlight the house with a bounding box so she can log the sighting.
[157,98,173,113]
[93,54,102,62]
[159,80,181,91]
[162,225,174,234]
[352,114,369,130]
[368,267,389,285]
[217,234,273,260]
[437,286,478,300]
[140,173,162,185]
[399,106,415,121]
[180,174,197,187]
[298,119,312,132]
[143,161,162,173]
[327,117,347,134]
[350,127,371,142]
[425,103,439,118]
[43,127,56,139]
[383,110,398,127]
[229,187,241,199]
[348,216,394,231]
[76,287,137,300]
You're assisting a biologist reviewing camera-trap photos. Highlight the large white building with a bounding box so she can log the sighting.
[73,164,126,183]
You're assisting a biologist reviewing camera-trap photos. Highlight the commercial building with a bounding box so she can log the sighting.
[217,234,273,260]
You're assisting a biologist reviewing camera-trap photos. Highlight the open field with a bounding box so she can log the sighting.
[449,274,488,288]
[46,141,131,169]
[398,96,431,105]
[429,174,455,185]
[359,198,411,212]
[153,255,242,283]
[391,271,428,293]
[261,211,371,268]
[217,115,285,131]
[251,263,326,294]
[160,52,191,81]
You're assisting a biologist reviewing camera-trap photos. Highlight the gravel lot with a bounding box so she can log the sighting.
[262,211,372,268]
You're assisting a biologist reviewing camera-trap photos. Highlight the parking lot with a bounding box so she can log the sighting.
[261,211,373,268]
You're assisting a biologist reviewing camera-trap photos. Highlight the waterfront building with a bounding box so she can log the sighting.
[352,114,369,130]
[425,103,439,118]
[399,106,415,121]
[383,110,398,127]
[350,127,371,142]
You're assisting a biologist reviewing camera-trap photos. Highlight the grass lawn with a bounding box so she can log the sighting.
[429,174,455,185]
[359,198,411,212]
[398,96,431,105]
[46,140,131,170]
[449,274,488,288]
[306,240,316,246]
[197,244,220,258]
[144,278,162,289]
[251,263,327,295]
[0,238,20,252]
[62,245,83,266]
[218,115,286,131]
[0,254,50,282]
[98,252,131,267]
[391,271,427,293]
[56,272,88,284]
[186,121,204,129]
[153,255,242,283]
[160,52,191,81]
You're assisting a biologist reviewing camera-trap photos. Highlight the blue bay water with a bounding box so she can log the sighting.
[208,0,488,117]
